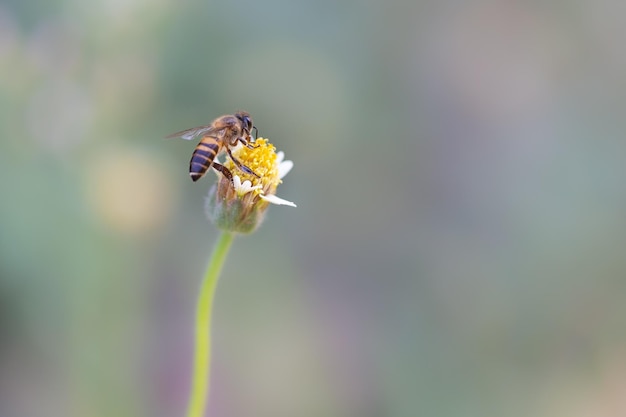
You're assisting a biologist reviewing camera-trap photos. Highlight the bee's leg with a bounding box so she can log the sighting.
[246,127,260,147]
[227,147,261,178]
[246,141,260,149]
[248,129,261,148]
[212,162,234,184]
[235,136,260,149]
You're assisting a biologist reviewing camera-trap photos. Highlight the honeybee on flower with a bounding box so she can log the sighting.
[166,111,259,183]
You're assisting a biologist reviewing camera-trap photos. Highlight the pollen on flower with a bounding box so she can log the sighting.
[226,138,281,191]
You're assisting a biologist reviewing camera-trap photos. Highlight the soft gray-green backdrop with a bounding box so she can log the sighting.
[1,0,626,416]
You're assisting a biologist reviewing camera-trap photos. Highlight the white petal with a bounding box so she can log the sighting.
[241,180,262,193]
[275,151,285,165]
[278,160,293,179]
[260,193,297,207]
[232,175,262,195]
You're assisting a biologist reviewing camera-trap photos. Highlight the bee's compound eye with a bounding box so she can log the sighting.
[244,116,252,131]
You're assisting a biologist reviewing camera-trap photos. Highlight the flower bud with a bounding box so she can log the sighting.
[205,138,295,234]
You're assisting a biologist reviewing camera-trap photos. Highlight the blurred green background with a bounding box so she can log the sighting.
[2,0,626,416]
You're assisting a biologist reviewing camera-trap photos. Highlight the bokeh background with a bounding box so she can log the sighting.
[1,0,626,416]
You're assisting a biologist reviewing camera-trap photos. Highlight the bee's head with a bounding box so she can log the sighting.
[235,111,253,133]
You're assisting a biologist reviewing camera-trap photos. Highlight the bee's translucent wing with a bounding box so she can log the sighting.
[166,125,215,141]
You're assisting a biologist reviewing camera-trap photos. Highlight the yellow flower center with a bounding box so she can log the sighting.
[226,138,281,192]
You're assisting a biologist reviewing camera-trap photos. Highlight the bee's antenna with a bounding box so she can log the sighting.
[252,126,259,139]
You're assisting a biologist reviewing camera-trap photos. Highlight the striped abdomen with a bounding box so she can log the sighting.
[189,136,222,182]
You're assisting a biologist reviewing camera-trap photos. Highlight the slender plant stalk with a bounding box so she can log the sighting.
[186,231,235,417]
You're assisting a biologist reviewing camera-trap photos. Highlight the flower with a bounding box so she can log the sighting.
[205,138,296,233]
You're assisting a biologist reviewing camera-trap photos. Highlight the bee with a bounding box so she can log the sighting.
[166,111,259,182]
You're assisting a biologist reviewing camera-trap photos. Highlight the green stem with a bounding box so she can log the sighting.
[186,231,235,417]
